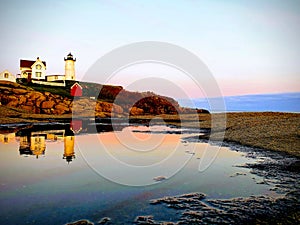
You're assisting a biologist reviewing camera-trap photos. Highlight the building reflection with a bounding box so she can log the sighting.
[0,133,15,144]
[30,135,46,158]
[1,119,125,163]
[16,124,80,163]
[19,136,32,155]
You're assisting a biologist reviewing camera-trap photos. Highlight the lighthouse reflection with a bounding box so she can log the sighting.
[2,119,127,163]
[63,135,75,163]
[17,125,77,163]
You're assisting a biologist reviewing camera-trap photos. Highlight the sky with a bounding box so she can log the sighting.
[0,0,299,98]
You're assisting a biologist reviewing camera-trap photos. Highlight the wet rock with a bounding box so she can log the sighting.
[153,176,167,182]
[134,216,176,225]
[152,138,300,223]
[229,172,247,177]
[149,193,300,224]
[284,160,300,172]
[160,222,176,225]
[134,215,156,224]
[256,179,269,185]
[150,193,207,210]
[147,142,300,224]
[97,217,111,224]
[66,219,94,225]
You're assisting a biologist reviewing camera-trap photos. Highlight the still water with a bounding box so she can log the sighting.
[0,123,274,224]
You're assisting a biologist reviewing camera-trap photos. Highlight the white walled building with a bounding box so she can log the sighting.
[0,70,16,82]
[20,57,46,81]
[46,74,65,82]
[31,58,47,80]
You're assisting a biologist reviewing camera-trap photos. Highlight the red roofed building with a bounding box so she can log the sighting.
[20,59,46,68]
[20,57,46,81]
[70,82,82,97]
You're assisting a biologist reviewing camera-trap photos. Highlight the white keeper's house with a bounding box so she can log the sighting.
[20,57,47,81]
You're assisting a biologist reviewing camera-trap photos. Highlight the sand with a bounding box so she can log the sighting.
[201,112,300,157]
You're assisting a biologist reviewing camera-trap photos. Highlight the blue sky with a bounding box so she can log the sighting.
[0,0,299,97]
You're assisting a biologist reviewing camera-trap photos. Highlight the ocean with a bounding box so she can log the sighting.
[178,92,300,113]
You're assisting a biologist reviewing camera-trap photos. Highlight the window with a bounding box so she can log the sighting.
[4,73,9,78]
[55,75,58,80]
[35,137,42,143]
[36,64,42,70]
[36,72,42,78]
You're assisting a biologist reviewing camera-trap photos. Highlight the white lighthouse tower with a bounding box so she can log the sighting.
[64,52,76,80]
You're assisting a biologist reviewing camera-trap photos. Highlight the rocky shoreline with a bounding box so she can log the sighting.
[64,139,300,225]
[0,81,205,119]
[139,142,300,224]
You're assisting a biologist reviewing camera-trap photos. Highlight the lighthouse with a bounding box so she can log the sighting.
[64,52,76,80]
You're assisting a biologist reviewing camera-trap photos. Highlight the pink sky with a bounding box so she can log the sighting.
[0,0,299,98]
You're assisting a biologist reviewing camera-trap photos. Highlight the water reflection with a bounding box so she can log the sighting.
[63,136,75,163]
[0,123,78,163]
[0,121,278,225]
[18,129,75,162]
[0,132,15,144]
[0,119,130,163]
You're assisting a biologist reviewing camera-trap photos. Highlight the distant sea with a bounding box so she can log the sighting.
[178,92,300,113]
